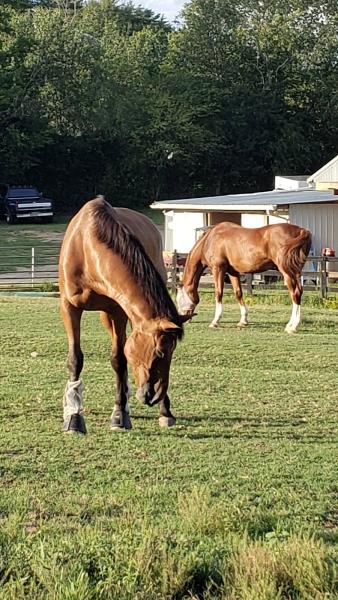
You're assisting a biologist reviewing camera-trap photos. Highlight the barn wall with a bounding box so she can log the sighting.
[313,159,338,184]
[289,203,338,255]
[315,181,338,191]
[164,211,174,251]
[208,211,241,226]
[165,211,205,252]
[241,214,266,227]
[267,214,288,225]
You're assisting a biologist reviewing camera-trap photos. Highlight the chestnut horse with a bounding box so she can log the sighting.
[59,196,189,434]
[177,221,312,333]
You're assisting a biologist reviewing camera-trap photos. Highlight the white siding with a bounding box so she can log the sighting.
[165,211,204,252]
[241,213,287,228]
[164,211,174,251]
[268,214,288,225]
[289,204,338,255]
[275,176,309,190]
[313,158,338,183]
[241,214,266,228]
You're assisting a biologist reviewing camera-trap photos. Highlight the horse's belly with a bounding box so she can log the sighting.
[229,255,274,274]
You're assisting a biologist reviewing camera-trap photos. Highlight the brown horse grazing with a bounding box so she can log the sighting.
[177,222,312,333]
[59,196,190,434]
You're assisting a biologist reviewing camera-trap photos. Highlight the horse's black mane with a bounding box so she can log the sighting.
[91,196,183,337]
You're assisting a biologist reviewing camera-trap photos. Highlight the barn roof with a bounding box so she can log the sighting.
[151,188,338,212]
[307,155,338,183]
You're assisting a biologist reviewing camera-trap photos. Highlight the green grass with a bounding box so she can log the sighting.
[0,214,69,242]
[200,288,338,310]
[0,298,338,599]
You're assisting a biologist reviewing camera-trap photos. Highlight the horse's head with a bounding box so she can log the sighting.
[124,317,190,406]
[176,283,198,316]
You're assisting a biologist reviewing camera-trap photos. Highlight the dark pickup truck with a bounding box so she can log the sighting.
[0,185,54,224]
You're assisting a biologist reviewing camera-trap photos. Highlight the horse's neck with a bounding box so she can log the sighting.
[183,240,205,292]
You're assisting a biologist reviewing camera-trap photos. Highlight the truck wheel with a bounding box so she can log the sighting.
[6,213,16,224]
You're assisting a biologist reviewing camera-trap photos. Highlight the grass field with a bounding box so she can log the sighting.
[0,297,338,599]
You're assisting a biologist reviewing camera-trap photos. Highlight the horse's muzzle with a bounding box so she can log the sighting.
[136,384,162,406]
[182,308,195,316]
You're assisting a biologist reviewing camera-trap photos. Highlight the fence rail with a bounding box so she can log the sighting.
[165,253,338,298]
[0,244,60,290]
[0,245,338,298]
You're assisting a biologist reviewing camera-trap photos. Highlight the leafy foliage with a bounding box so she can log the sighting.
[0,0,337,211]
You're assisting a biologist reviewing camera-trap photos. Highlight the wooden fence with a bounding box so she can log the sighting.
[165,253,338,299]
[0,245,338,298]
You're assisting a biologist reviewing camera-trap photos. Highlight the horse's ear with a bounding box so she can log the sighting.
[158,318,183,333]
[160,319,182,332]
[158,315,196,332]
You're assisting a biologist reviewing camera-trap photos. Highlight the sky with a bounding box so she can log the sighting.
[137,0,186,22]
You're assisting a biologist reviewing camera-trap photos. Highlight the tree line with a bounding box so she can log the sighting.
[0,0,337,211]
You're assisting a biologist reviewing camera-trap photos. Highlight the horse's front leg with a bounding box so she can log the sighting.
[100,310,132,431]
[228,274,249,327]
[61,299,86,434]
[158,394,176,428]
[281,272,302,333]
[210,265,225,328]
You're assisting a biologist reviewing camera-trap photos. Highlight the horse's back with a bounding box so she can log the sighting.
[59,198,166,286]
[200,220,310,273]
[113,207,166,281]
[206,221,308,248]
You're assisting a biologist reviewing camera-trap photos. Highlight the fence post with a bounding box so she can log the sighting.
[246,273,253,295]
[31,247,35,288]
[171,250,178,294]
[319,257,327,300]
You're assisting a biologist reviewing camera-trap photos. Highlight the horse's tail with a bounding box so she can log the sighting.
[281,228,312,275]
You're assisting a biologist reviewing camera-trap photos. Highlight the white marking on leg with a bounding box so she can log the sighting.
[177,286,196,314]
[239,303,249,326]
[63,379,84,419]
[285,302,301,332]
[210,301,223,327]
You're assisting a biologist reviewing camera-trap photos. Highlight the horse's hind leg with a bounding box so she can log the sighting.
[228,274,248,327]
[100,309,131,431]
[210,265,226,328]
[61,299,86,434]
[280,271,302,333]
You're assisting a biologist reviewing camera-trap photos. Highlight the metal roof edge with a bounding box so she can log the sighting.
[150,188,327,210]
[151,203,278,212]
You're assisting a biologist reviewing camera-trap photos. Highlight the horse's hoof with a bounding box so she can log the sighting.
[63,414,87,435]
[237,321,248,328]
[111,410,132,431]
[159,416,176,428]
[285,327,297,334]
[209,322,219,328]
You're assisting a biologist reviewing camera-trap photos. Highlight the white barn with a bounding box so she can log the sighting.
[151,158,338,256]
[307,154,338,191]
